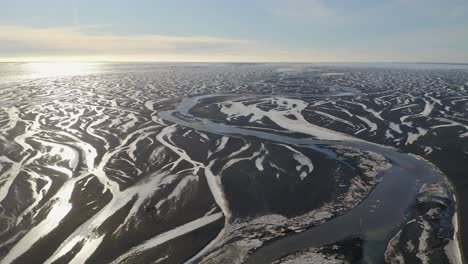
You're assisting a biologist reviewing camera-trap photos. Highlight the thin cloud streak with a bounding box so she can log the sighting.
[0,25,251,55]
[0,25,467,63]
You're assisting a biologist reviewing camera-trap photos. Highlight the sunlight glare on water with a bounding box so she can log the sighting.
[25,62,102,79]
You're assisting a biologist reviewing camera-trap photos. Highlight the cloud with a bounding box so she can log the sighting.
[0,24,467,63]
[0,25,252,58]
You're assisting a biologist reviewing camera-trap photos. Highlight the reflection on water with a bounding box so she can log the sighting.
[26,62,102,79]
[0,62,103,84]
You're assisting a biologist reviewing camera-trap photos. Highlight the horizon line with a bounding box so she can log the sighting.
[0,60,467,65]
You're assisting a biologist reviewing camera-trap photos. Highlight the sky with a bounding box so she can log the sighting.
[1,0,468,62]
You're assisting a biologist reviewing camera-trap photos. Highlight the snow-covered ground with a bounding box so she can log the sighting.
[0,63,465,263]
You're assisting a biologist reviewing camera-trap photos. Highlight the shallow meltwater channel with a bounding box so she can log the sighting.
[158,94,458,263]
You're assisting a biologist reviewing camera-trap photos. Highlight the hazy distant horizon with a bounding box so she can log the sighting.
[1,60,467,65]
